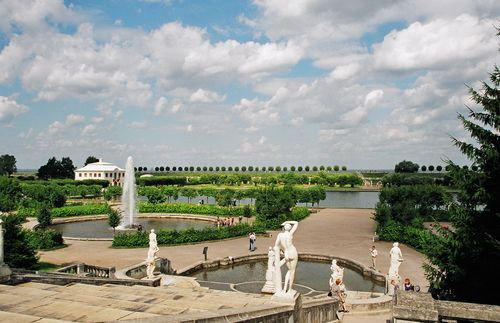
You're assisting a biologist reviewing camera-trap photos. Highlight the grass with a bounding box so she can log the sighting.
[35,261,60,272]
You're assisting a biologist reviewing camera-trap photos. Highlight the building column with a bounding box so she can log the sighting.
[0,217,12,278]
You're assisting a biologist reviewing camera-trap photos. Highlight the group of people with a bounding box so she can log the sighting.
[215,216,237,227]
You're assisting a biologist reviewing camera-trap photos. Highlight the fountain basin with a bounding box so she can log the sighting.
[50,214,216,240]
[178,254,386,297]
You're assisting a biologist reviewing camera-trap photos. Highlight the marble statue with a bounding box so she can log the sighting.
[146,229,160,279]
[329,259,344,290]
[272,220,299,298]
[261,246,276,293]
[388,242,403,277]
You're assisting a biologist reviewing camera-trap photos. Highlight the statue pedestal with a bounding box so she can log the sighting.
[0,262,11,278]
[261,268,275,294]
[271,289,299,304]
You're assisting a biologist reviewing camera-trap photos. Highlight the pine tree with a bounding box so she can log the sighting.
[424,58,500,304]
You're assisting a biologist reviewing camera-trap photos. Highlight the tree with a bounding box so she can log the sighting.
[104,185,122,201]
[312,166,318,171]
[36,204,52,229]
[0,176,22,211]
[189,166,194,171]
[228,166,233,171]
[209,166,214,171]
[248,166,254,172]
[221,166,226,171]
[37,157,75,179]
[268,166,274,172]
[394,160,419,173]
[159,166,164,171]
[342,166,347,171]
[290,166,296,171]
[421,165,427,172]
[436,165,443,172]
[428,165,435,172]
[215,166,220,171]
[84,156,99,166]
[326,166,332,171]
[2,214,38,269]
[283,166,287,172]
[0,154,17,176]
[297,166,303,171]
[333,165,340,171]
[423,59,500,305]
[108,209,122,234]
[196,166,201,171]
[234,166,240,172]
[155,167,159,172]
[304,166,310,172]
[166,166,170,171]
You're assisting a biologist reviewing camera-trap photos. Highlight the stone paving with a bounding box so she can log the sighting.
[38,208,427,289]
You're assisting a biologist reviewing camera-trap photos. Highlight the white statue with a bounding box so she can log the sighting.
[329,259,344,289]
[388,242,403,277]
[273,220,299,298]
[261,246,276,293]
[146,229,160,279]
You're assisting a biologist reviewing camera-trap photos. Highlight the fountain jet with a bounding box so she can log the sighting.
[120,156,138,228]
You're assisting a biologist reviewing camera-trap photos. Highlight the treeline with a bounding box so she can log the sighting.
[138,185,327,207]
[135,165,348,172]
[138,172,362,188]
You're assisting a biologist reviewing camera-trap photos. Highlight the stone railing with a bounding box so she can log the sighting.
[57,263,115,279]
[393,290,500,322]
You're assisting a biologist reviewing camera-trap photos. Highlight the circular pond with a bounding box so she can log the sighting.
[51,217,213,239]
[190,259,385,296]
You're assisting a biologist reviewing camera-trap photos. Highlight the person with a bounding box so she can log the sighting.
[391,279,400,293]
[239,215,242,223]
[389,242,403,277]
[403,278,414,291]
[370,245,378,270]
[273,220,299,294]
[249,232,257,251]
[331,278,348,312]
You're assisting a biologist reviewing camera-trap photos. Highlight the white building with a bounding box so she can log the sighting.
[74,159,126,186]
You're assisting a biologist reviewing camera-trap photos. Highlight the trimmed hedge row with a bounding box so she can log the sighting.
[18,203,111,219]
[137,176,187,186]
[112,223,266,247]
[51,203,111,217]
[138,202,256,216]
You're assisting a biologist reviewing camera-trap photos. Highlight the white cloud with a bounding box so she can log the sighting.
[82,124,97,136]
[189,89,226,103]
[130,121,147,129]
[65,114,85,126]
[0,96,28,123]
[186,124,193,132]
[48,121,64,134]
[154,96,168,115]
[373,15,497,71]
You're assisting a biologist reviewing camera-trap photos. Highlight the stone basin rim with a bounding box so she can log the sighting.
[47,213,218,241]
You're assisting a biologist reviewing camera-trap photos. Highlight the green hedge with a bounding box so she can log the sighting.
[137,176,187,186]
[112,223,266,247]
[377,220,435,251]
[51,203,111,217]
[138,202,256,216]
[259,207,310,229]
[26,229,64,250]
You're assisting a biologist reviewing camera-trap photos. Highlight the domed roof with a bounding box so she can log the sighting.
[76,159,124,172]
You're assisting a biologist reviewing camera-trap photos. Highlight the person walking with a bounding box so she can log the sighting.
[370,245,378,270]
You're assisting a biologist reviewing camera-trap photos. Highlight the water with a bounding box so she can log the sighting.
[121,156,137,228]
[51,218,212,239]
[191,259,385,294]
[153,191,380,209]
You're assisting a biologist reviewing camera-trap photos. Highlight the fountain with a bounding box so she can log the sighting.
[120,156,138,228]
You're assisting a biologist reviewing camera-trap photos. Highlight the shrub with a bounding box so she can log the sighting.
[26,229,64,250]
[36,204,52,228]
[112,223,266,247]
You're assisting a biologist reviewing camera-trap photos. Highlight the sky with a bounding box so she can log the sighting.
[0,0,498,170]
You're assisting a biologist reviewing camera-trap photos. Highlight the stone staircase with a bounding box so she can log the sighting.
[0,282,285,322]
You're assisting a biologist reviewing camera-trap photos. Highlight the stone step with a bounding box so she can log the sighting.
[0,290,159,322]
[7,283,195,316]
[0,310,71,323]
[107,283,271,307]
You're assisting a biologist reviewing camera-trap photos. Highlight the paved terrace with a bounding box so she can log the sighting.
[38,208,427,289]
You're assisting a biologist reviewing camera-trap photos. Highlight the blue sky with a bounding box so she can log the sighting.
[0,0,498,169]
